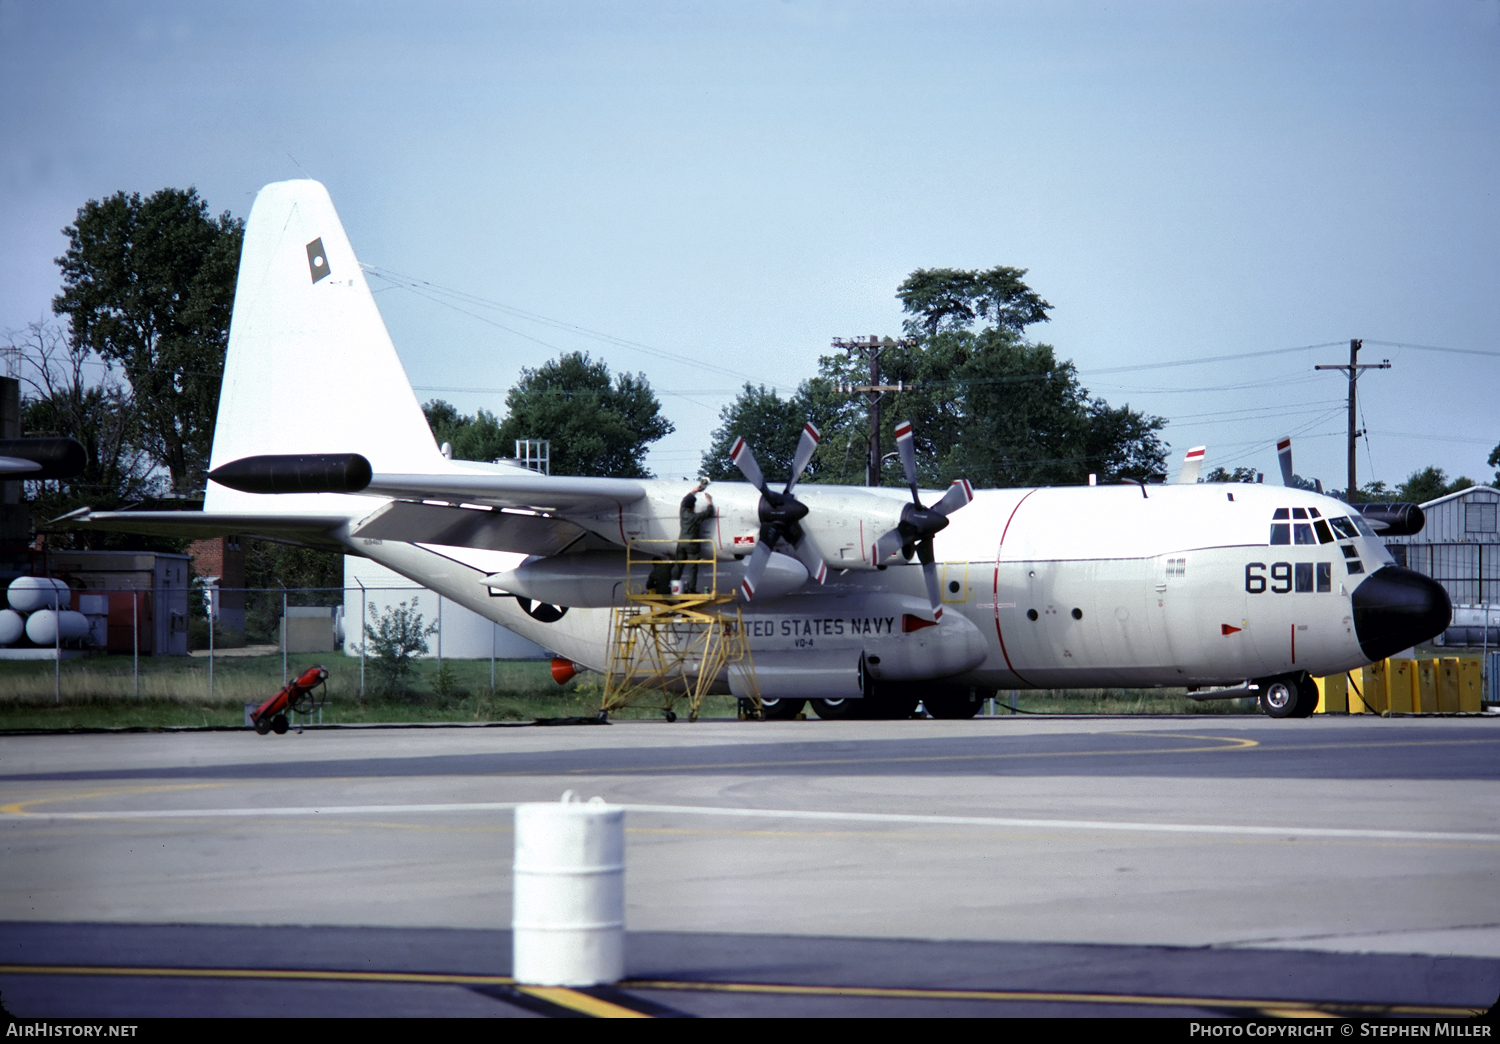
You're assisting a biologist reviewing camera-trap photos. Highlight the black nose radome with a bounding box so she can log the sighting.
[1351,567,1451,662]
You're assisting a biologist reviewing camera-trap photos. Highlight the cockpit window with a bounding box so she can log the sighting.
[1270,523,1290,545]
[1330,517,1360,539]
[1272,508,1289,520]
[1294,523,1316,544]
[1351,514,1377,537]
[1313,519,1333,544]
[1308,508,1321,518]
[1291,508,1308,519]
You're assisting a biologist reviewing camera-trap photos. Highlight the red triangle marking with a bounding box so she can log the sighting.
[1221,624,1242,635]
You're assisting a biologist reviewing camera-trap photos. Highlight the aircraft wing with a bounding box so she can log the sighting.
[52,510,352,548]
[363,472,647,515]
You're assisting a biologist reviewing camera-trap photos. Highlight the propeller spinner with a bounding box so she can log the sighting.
[871,420,975,621]
[730,422,828,600]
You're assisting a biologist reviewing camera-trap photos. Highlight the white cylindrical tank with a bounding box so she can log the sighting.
[512,794,625,986]
[25,610,90,646]
[0,608,23,646]
[8,576,68,613]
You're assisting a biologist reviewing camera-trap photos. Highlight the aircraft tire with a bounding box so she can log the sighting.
[252,717,272,735]
[271,713,290,735]
[810,697,866,721]
[1257,676,1300,718]
[867,690,921,719]
[758,697,806,720]
[923,686,982,720]
[1289,674,1320,718]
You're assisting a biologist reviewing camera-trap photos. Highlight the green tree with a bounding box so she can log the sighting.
[800,269,1166,488]
[1204,466,1261,484]
[700,383,819,482]
[363,600,437,700]
[422,399,507,462]
[1489,442,1499,486]
[52,187,243,494]
[496,352,672,477]
[7,321,166,549]
[1397,466,1473,505]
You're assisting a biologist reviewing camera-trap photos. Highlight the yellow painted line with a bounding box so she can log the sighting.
[517,986,651,1018]
[0,782,229,816]
[0,964,1480,1017]
[621,979,1482,1017]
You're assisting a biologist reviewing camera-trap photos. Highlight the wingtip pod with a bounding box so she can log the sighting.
[208,453,373,494]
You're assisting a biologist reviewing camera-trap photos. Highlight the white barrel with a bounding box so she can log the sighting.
[0,608,23,646]
[25,609,90,646]
[8,576,68,613]
[512,795,625,986]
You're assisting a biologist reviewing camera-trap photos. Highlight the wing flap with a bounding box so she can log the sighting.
[51,511,349,547]
[351,501,615,555]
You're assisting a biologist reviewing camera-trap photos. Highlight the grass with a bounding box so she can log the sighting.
[0,649,1256,729]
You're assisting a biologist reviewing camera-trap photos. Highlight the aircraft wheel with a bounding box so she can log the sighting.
[663,710,677,723]
[865,688,920,719]
[271,713,290,735]
[758,697,806,720]
[924,687,981,720]
[810,697,866,721]
[1258,676,1299,718]
[252,717,272,736]
[1290,674,1320,718]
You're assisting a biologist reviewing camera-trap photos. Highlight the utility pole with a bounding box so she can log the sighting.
[830,335,915,485]
[1315,338,1389,501]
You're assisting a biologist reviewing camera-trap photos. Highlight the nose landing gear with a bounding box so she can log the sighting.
[1257,673,1318,718]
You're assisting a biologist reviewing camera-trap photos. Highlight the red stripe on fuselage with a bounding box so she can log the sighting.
[993,489,1038,687]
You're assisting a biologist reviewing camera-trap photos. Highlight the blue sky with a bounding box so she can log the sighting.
[2,0,1497,489]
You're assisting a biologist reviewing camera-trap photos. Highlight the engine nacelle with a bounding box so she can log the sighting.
[486,549,809,607]
[861,607,988,681]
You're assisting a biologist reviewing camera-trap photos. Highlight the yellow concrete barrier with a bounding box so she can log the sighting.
[1387,658,1416,714]
[1457,657,1482,713]
[1415,658,1438,713]
[1354,660,1388,714]
[1313,673,1348,714]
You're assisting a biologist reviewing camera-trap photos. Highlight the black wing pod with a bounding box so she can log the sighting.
[1355,502,1425,537]
[0,438,87,479]
[208,453,373,494]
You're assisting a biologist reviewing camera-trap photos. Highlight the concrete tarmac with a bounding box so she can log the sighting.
[2,715,1498,1017]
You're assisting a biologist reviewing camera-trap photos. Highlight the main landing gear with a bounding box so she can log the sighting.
[1257,672,1318,718]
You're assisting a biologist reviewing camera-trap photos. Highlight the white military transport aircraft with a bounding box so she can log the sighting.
[61,180,1451,721]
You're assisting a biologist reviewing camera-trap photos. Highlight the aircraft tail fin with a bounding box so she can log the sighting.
[1276,436,1294,487]
[1175,446,1206,484]
[206,180,442,513]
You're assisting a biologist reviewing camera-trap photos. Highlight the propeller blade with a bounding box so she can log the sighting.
[738,540,776,600]
[1277,436,1293,487]
[921,557,945,622]
[871,525,903,564]
[785,421,821,494]
[730,436,768,492]
[932,478,974,517]
[788,530,828,585]
[894,420,919,497]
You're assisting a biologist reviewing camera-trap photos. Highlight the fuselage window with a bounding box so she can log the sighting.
[1273,508,1290,520]
[1270,523,1290,545]
[1346,559,1365,575]
[1313,519,1334,544]
[1341,544,1359,559]
[1291,508,1308,519]
[1330,517,1360,539]
[1293,523,1316,544]
[1316,562,1331,592]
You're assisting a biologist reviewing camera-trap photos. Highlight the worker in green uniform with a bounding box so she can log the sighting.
[671,479,714,595]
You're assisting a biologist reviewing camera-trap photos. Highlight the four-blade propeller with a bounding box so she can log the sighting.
[730,422,828,600]
[870,420,974,621]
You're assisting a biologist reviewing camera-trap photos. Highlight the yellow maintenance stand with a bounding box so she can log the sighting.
[600,539,761,722]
